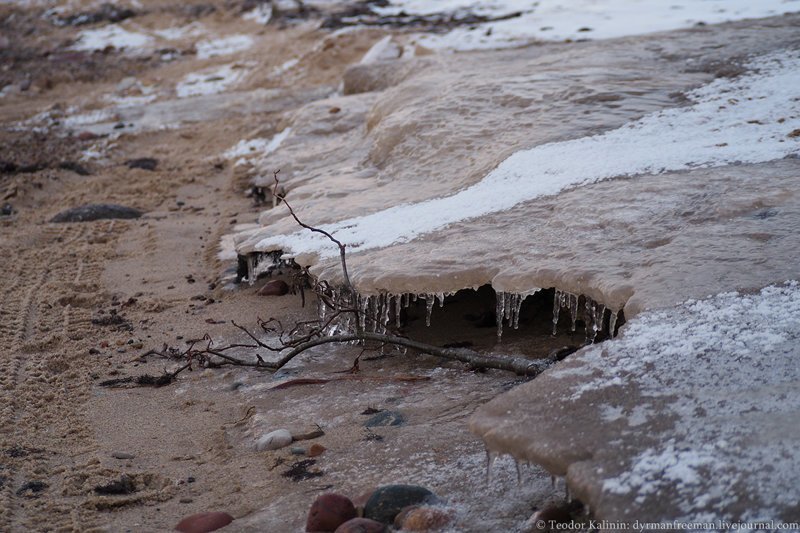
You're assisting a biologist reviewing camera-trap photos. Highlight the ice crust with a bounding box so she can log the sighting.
[249,50,800,262]
[471,283,800,521]
[378,0,797,50]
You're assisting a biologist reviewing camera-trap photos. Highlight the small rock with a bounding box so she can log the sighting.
[256,429,293,451]
[1,203,13,216]
[94,475,136,495]
[125,157,158,171]
[364,485,438,525]
[58,161,90,175]
[258,280,289,296]
[306,493,357,532]
[364,410,405,428]
[50,204,143,223]
[334,517,387,533]
[307,443,326,457]
[175,511,234,533]
[290,447,306,455]
[111,451,135,460]
[395,506,451,531]
[77,131,99,141]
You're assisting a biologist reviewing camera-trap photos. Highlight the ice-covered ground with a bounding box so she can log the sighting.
[472,282,800,521]
[247,49,800,260]
[380,0,799,50]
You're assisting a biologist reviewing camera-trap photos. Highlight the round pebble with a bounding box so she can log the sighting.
[364,485,437,525]
[396,505,451,531]
[256,429,293,451]
[334,517,387,533]
[306,493,357,532]
[174,511,233,533]
[258,279,289,296]
[308,443,326,457]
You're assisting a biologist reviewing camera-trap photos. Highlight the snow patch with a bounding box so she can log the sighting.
[223,128,292,162]
[71,24,152,52]
[176,64,249,98]
[196,35,255,59]
[379,0,798,50]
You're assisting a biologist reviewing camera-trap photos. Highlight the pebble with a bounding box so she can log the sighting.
[175,511,234,533]
[306,493,357,532]
[258,279,289,296]
[291,446,306,455]
[307,443,326,457]
[50,204,143,223]
[364,410,405,428]
[125,157,158,171]
[255,429,293,451]
[334,517,387,533]
[363,485,437,525]
[395,505,451,531]
[111,451,135,460]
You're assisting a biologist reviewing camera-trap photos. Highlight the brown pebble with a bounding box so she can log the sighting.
[334,517,386,533]
[174,511,233,533]
[77,131,99,141]
[329,106,341,114]
[258,279,289,296]
[307,443,326,457]
[307,493,357,532]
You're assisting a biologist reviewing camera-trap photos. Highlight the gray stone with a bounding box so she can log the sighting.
[111,451,135,460]
[50,204,143,223]
[363,485,438,525]
[364,410,405,428]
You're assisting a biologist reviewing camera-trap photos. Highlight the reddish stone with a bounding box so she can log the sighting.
[77,131,99,141]
[334,518,386,533]
[174,511,233,533]
[307,443,326,457]
[306,493,357,532]
[258,280,289,296]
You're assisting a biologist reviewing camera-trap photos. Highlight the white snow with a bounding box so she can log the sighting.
[71,24,152,52]
[195,35,255,59]
[223,128,292,161]
[176,64,248,98]
[243,3,272,24]
[252,49,800,259]
[378,0,799,50]
[153,23,206,41]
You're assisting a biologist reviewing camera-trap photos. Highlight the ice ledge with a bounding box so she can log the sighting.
[470,282,800,522]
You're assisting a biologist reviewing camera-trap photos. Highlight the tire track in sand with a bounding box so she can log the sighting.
[0,221,122,532]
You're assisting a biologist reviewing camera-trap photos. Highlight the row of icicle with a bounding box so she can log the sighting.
[315,286,618,342]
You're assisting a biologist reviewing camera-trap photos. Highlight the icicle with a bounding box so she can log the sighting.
[552,289,562,335]
[585,298,596,342]
[609,311,618,337]
[358,295,368,332]
[569,294,579,332]
[380,293,390,333]
[503,292,512,322]
[514,458,522,485]
[425,294,434,327]
[394,295,402,329]
[512,294,524,329]
[403,293,410,308]
[246,255,255,285]
[411,294,417,302]
[496,291,505,341]
[372,295,381,333]
[592,304,606,343]
[436,292,445,308]
[485,449,498,483]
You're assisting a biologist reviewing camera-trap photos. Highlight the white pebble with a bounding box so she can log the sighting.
[255,429,293,451]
